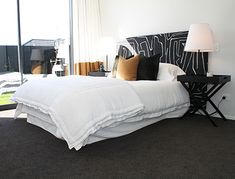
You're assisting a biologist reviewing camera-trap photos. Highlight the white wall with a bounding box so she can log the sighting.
[99,0,235,119]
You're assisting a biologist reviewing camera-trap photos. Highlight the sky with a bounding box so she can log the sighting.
[0,0,69,45]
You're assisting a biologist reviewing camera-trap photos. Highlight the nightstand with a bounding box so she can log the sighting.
[88,71,111,77]
[177,75,231,126]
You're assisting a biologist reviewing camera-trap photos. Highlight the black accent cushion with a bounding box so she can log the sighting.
[112,55,134,78]
[137,54,161,80]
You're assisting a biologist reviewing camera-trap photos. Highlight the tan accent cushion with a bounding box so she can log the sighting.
[116,55,140,81]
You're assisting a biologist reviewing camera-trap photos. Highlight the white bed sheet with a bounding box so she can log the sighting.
[24,104,188,146]
[14,77,189,150]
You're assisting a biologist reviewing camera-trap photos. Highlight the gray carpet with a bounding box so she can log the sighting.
[0,115,235,179]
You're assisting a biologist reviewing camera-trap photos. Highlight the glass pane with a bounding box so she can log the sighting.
[20,0,70,77]
[0,0,19,107]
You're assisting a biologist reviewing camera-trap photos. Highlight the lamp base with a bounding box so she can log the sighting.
[31,62,42,74]
[105,55,109,71]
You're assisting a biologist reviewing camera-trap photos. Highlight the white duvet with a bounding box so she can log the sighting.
[12,76,144,150]
[12,76,189,150]
[127,80,189,120]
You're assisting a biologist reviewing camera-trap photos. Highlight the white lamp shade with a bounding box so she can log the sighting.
[30,49,44,61]
[184,23,214,52]
[99,37,115,55]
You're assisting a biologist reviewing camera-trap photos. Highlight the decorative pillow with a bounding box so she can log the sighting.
[157,63,185,81]
[112,55,134,78]
[116,55,140,81]
[137,54,161,80]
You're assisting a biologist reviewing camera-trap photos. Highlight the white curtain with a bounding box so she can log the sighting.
[73,0,102,62]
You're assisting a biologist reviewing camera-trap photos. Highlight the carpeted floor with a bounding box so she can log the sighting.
[0,115,235,179]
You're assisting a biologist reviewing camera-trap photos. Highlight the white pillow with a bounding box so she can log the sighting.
[157,63,185,81]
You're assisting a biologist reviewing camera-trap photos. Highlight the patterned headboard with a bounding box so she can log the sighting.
[118,31,208,75]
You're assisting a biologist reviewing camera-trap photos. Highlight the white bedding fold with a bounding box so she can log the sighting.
[12,76,144,150]
[127,80,189,119]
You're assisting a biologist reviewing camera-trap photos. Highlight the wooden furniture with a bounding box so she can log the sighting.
[31,63,42,74]
[177,75,231,126]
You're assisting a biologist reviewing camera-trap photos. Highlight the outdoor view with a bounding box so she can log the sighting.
[0,0,70,107]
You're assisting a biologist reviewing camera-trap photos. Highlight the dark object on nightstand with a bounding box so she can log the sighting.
[88,71,111,77]
[99,64,105,72]
[177,75,231,127]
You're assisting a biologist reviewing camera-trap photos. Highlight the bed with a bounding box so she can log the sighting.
[12,31,208,150]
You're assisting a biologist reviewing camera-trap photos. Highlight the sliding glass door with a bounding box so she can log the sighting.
[0,0,71,110]
[0,0,19,109]
[20,0,70,77]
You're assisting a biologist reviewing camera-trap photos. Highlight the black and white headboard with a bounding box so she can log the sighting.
[118,31,208,75]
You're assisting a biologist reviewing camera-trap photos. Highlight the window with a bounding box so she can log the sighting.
[0,0,71,110]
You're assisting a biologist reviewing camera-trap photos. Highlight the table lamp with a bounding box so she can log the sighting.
[99,37,115,71]
[184,23,214,75]
[30,49,44,74]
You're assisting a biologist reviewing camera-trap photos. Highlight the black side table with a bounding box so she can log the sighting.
[177,75,231,126]
[88,71,111,77]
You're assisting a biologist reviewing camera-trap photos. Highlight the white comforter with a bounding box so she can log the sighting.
[12,76,190,150]
[127,80,189,120]
[12,76,144,150]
